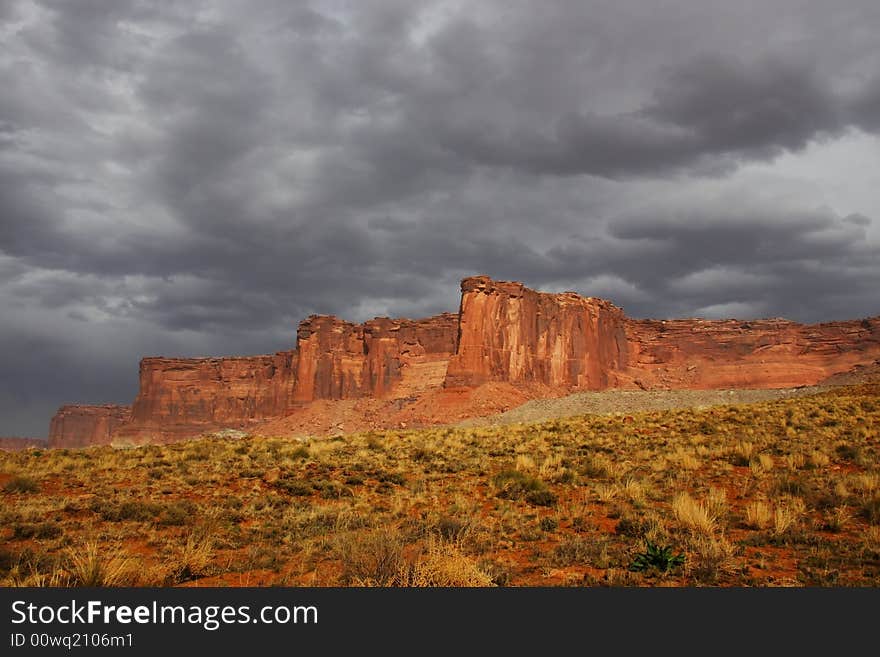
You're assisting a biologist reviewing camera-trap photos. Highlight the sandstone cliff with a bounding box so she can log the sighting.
[444,276,880,391]
[48,405,131,448]
[445,276,630,389]
[111,354,292,443]
[43,276,880,446]
[624,316,880,389]
[110,313,459,443]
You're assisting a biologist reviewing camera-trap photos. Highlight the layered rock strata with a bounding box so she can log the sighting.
[445,276,630,388]
[45,276,880,445]
[48,405,131,448]
[109,313,459,443]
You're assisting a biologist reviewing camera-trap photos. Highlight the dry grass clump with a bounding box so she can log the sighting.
[399,539,494,587]
[731,441,756,466]
[686,535,737,582]
[166,532,216,583]
[677,452,701,470]
[744,501,773,529]
[336,530,492,587]
[757,454,775,471]
[67,542,134,587]
[671,491,725,535]
[337,529,406,586]
[771,498,806,536]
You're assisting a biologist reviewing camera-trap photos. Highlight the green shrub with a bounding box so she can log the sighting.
[630,540,685,573]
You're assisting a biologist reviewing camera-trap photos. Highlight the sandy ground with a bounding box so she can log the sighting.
[455,386,820,428]
[457,360,880,429]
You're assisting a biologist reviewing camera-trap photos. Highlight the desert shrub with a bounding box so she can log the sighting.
[92,500,162,522]
[539,517,558,532]
[493,469,548,501]
[863,497,880,525]
[337,529,405,586]
[290,445,310,460]
[3,476,39,493]
[399,540,494,587]
[314,480,351,499]
[526,490,558,507]
[835,444,861,462]
[615,514,651,538]
[371,470,406,485]
[166,533,215,583]
[772,476,808,498]
[12,522,63,540]
[274,478,314,496]
[552,536,610,567]
[156,501,197,526]
[687,535,737,583]
[433,515,471,541]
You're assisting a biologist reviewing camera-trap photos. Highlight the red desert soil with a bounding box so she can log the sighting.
[251,382,543,437]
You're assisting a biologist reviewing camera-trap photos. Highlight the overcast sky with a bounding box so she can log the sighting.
[2,0,880,436]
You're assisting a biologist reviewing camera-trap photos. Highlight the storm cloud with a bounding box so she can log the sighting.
[2,0,880,435]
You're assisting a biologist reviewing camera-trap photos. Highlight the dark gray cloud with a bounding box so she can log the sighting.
[1,0,880,435]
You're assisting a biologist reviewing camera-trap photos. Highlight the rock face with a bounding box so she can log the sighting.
[42,275,880,446]
[111,313,459,443]
[48,405,131,448]
[444,276,880,390]
[445,276,630,388]
[293,313,458,402]
[623,317,880,389]
[112,355,294,443]
[0,437,47,451]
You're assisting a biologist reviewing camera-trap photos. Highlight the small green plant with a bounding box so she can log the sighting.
[629,539,685,573]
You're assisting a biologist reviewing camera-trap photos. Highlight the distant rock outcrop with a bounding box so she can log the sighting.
[44,276,880,446]
[0,437,47,451]
[48,405,131,448]
[108,313,459,443]
[623,317,880,389]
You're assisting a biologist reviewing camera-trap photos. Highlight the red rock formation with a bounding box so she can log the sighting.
[443,276,880,391]
[112,354,295,443]
[110,313,459,443]
[623,317,880,389]
[40,275,880,446]
[0,437,47,451]
[445,276,630,389]
[48,405,131,448]
[292,313,458,403]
